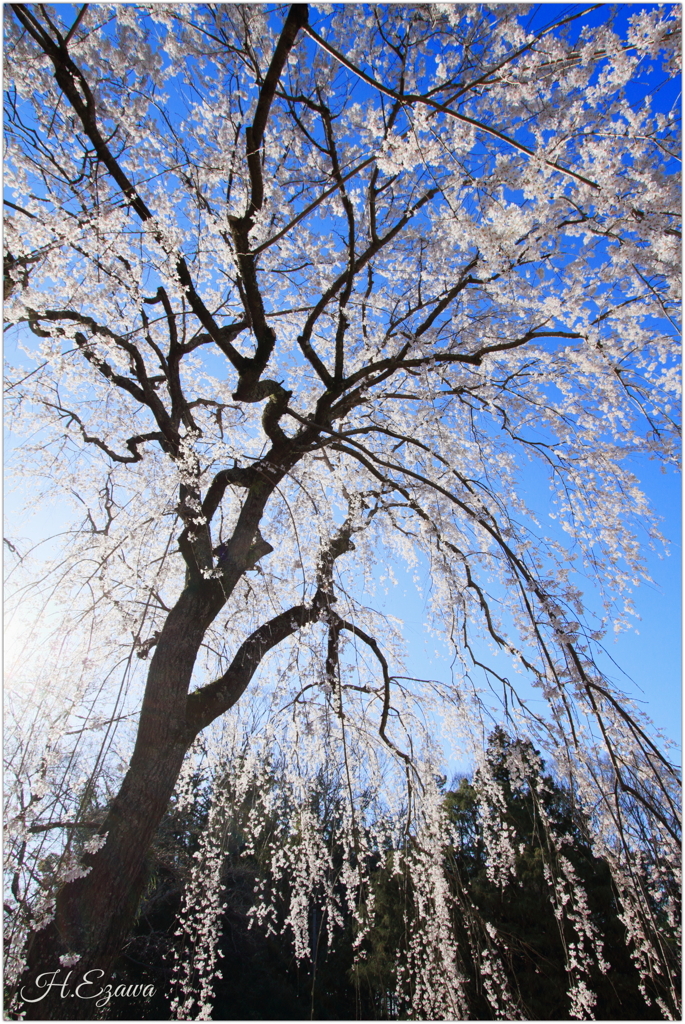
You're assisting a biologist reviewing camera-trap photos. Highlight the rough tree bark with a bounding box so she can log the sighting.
[18,448,354,1018]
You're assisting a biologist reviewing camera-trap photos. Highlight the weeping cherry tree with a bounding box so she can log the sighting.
[3,2,681,1019]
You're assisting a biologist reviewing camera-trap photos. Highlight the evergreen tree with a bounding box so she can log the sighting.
[102,731,674,1019]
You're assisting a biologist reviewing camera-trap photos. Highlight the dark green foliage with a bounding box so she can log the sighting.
[439,740,654,1019]
[104,767,375,1020]
[355,730,659,1020]
[107,733,670,1019]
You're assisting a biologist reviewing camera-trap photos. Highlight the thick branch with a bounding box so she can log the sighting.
[11,4,154,218]
[319,102,356,381]
[245,4,309,215]
[10,5,247,373]
[201,465,259,524]
[27,820,99,834]
[184,601,321,738]
[227,4,308,401]
[185,494,364,736]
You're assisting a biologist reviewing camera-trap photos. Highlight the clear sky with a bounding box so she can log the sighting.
[369,447,681,761]
[4,2,681,770]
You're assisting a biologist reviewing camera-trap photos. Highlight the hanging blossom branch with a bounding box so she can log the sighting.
[302,22,601,191]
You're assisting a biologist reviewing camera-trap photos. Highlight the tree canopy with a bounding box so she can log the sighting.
[3,2,681,1019]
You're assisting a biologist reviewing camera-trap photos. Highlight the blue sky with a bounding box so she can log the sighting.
[4,2,680,769]
[363,435,681,760]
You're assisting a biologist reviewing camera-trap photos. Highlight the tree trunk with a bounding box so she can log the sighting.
[14,469,293,1018]
[18,749,187,1019]
[16,583,223,1018]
